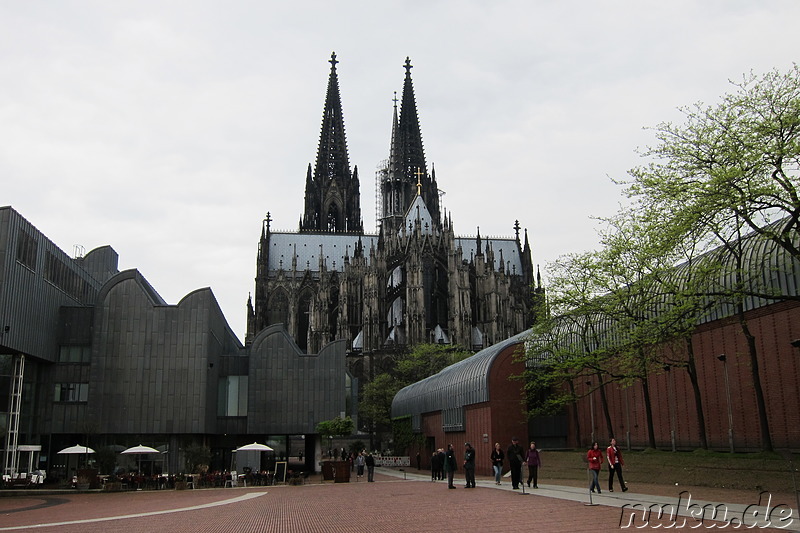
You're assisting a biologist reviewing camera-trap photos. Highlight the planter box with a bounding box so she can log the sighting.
[104,482,123,492]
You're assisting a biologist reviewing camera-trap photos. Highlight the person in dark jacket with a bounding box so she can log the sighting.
[365,452,375,482]
[463,443,476,488]
[524,441,541,488]
[490,442,504,485]
[431,450,440,481]
[443,444,457,489]
[507,437,524,490]
[437,448,446,480]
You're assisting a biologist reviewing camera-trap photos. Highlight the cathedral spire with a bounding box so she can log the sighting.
[396,57,440,224]
[301,52,363,234]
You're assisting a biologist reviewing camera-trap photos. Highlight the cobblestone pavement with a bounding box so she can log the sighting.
[0,469,796,532]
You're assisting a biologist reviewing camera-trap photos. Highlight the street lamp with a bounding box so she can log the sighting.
[664,365,676,452]
[586,381,595,446]
[717,355,734,453]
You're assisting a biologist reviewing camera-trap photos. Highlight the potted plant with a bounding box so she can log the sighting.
[103,473,123,492]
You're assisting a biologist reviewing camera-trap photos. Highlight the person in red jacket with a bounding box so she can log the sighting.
[587,442,603,493]
[606,437,627,492]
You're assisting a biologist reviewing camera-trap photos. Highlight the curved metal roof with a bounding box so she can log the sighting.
[531,220,800,357]
[391,329,530,419]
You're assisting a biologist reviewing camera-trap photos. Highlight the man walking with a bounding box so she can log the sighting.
[507,436,524,490]
[463,443,476,488]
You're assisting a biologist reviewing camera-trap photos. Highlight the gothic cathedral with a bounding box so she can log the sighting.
[246,53,542,374]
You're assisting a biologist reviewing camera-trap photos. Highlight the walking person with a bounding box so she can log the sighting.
[587,442,603,493]
[524,440,541,488]
[463,443,476,488]
[507,436,524,490]
[430,450,440,481]
[607,437,627,492]
[355,451,365,478]
[365,452,375,482]
[443,443,457,489]
[490,442,504,485]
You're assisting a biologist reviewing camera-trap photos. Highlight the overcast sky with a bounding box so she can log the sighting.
[2,1,799,341]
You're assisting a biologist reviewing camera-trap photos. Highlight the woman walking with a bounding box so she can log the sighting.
[524,441,541,488]
[490,442,504,485]
[587,442,603,493]
[607,437,627,492]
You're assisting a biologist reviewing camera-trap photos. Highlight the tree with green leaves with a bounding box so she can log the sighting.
[316,416,355,440]
[624,65,800,451]
[362,344,472,452]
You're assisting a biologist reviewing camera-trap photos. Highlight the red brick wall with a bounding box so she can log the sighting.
[409,342,528,477]
[570,300,800,451]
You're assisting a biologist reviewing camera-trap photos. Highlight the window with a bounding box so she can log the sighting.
[58,346,91,363]
[54,383,88,402]
[217,376,248,416]
[44,251,87,300]
[267,291,289,327]
[16,229,38,270]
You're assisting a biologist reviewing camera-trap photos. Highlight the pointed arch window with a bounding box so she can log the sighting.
[267,290,290,327]
[327,204,340,232]
[297,290,313,351]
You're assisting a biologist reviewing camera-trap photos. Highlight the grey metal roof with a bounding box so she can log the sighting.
[530,220,800,358]
[267,232,379,272]
[267,232,525,275]
[399,196,435,237]
[391,329,530,419]
[455,237,524,275]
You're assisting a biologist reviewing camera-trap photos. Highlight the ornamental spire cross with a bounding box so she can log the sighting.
[415,167,424,196]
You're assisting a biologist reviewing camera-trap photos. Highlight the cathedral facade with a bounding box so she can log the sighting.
[246,53,541,365]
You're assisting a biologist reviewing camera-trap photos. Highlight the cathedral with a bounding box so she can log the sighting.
[245,53,542,370]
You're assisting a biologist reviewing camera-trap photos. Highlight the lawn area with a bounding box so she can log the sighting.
[538,448,800,494]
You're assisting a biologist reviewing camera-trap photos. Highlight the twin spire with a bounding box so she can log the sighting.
[301,52,438,236]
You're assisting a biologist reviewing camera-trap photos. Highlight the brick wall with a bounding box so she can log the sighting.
[570,300,800,451]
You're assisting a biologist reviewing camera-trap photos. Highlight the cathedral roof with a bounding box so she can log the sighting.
[455,236,524,274]
[266,232,378,272]
[265,230,524,275]
[399,194,435,237]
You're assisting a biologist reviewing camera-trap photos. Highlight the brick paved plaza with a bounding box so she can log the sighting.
[0,469,796,532]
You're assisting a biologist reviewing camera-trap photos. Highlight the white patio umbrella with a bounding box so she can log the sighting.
[233,442,274,476]
[121,444,161,474]
[57,444,96,455]
[234,442,274,452]
[57,444,95,473]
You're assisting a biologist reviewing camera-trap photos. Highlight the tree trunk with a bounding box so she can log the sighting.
[737,305,773,452]
[596,371,614,440]
[684,337,709,449]
[640,362,657,448]
[568,379,582,447]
